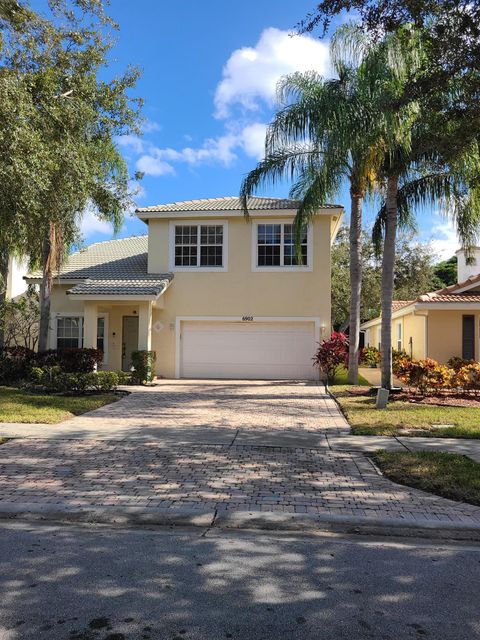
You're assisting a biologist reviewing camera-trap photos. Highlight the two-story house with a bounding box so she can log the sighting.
[26,197,343,380]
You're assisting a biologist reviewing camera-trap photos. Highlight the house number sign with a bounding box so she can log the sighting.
[242,316,254,321]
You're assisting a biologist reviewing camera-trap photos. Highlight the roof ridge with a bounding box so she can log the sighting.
[73,234,148,253]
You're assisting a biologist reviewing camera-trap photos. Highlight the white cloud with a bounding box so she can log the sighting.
[79,208,113,238]
[214,27,330,118]
[142,120,161,133]
[238,122,267,160]
[136,155,175,177]
[121,28,329,178]
[428,218,459,260]
[117,134,145,154]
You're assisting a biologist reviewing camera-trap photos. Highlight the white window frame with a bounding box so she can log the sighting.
[169,221,228,272]
[251,220,313,272]
[53,312,108,364]
[96,313,109,365]
[54,313,84,350]
[396,321,402,351]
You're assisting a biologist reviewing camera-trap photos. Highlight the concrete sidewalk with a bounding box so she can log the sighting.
[327,434,480,462]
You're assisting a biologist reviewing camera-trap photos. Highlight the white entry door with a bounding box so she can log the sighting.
[180,321,317,380]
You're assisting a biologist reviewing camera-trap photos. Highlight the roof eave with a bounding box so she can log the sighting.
[66,293,160,301]
[136,207,343,220]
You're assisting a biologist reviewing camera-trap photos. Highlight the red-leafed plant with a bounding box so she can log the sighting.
[313,332,349,384]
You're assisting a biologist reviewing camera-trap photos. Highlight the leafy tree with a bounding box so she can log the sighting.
[433,256,457,287]
[297,1,480,131]
[0,287,39,349]
[332,227,443,329]
[0,1,142,349]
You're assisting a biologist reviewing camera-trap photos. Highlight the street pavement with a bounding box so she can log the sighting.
[0,521,479,640]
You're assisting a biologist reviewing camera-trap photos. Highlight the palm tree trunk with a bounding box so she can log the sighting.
[0,246,9,349]
[347,193,363,384]
[380,174,399,390]
[38,231,52,352]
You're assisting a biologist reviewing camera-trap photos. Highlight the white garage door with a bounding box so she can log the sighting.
[180,321,317,380]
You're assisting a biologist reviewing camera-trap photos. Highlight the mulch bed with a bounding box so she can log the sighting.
[346,386,480,407]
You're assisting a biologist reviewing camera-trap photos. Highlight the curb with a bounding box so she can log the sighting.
[1,503,480,541]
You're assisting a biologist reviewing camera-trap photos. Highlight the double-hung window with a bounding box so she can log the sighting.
[255,222,310,269]
[396,321,402,351]
[173,223,226,270]
[56,315,106,359]
[56,316,83,349]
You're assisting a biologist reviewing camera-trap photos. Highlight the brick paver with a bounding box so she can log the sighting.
[1,438,480,524]
[1,380,480,528]
[59,380,349,434]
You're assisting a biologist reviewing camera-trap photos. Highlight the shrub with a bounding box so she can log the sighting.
[313,332,349,384]
[447,356,475,372]
[35,348,103,372]
[130,350,156,384]
[91,371,119,393]
[26,367,123,394]
[395,357,454,394]
[456,363,480,394]
[0,346,35,384]
[392,350,413,378]
[360,345,380,367]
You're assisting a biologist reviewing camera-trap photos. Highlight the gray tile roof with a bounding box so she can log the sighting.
[28,236,150,281]
[136,196,341,214]
[27,235,173,298]
[67,276,172,297]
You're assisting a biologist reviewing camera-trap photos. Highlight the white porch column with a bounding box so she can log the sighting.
[83,301,98,349]
[138,301,153,351]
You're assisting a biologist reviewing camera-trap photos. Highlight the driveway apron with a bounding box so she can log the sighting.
[1,380,480,529]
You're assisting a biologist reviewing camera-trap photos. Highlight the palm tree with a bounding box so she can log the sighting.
[374,141,480,389]
[240,31,387,385]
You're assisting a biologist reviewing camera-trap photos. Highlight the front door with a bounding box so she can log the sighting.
[122,316,139,372]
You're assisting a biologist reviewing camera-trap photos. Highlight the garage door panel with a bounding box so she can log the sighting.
[180,321,317,380]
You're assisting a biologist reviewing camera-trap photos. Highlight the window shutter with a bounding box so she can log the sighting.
[462,315,475,360]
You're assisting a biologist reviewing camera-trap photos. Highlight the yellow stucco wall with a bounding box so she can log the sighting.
[403,313,426,359]
[149,215,334,377]
[427,310,479,363]
[49,212,337,377]
[363,308,479,363]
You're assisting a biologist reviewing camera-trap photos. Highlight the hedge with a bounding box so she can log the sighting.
[393,352,480,395]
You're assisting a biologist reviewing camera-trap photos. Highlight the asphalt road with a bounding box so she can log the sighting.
[0,522,479,640]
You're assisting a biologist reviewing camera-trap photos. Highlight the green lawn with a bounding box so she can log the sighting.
[0,386,120,424]
[373,450,480,506]
[331,387,480,438]
[331,366,370,386]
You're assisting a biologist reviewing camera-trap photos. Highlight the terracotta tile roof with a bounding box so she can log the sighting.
[432,273,480,295]
[136,196,341,214]
[418,293,480,303]
[392,300,414,311]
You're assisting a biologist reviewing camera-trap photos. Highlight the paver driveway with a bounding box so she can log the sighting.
[1,380,480,528]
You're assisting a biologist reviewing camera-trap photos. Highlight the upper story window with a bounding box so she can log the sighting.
[254,222,311,271]
[172,223,227,271]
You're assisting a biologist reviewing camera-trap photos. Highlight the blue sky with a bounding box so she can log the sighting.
[34,0,458,259]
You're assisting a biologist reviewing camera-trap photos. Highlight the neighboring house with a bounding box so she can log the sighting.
[25,196,343,379]
[5,256,28,300]
[361,248,480,363]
